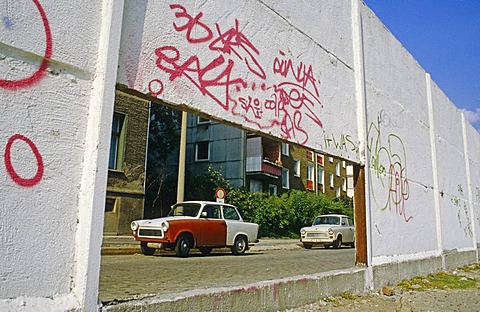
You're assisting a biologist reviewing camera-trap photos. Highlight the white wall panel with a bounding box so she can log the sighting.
[117,0,359,161]
[361,5,438,262]
[431,82,473,250]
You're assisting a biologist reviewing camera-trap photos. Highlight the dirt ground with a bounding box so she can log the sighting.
[286,263,480,312]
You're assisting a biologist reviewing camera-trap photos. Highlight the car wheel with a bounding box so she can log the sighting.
[333,235,342,249]
[350,240,355,248]
[175,234,191,257]
[199,247,213,255]
[140,242,156,256]
[303,243,312,249]
[231,235,247,255]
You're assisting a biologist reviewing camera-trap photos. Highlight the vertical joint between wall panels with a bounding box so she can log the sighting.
[352,0,373,290]
[426,73,445,269]
[461,115,478,259]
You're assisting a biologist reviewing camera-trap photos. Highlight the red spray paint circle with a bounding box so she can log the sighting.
[0,0,53,90]
[4,134,44,187]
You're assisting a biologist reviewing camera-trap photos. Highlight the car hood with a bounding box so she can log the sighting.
[136,216,196,227]
[302,225,336,231]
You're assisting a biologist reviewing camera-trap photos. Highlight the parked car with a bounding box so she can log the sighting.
[131,201,259,257]
[300,214,354,249]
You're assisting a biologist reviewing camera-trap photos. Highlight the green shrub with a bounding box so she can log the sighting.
[188,166,354,238]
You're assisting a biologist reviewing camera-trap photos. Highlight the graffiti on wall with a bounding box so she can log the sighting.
[149,4,323,145]
[2,134,44,187]
[323,131,358,153]
[0,0,52,90]
[1,0,48,187]
[367,114,412,222]
[451,184,472,238]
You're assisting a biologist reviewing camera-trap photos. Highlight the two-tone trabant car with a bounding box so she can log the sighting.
[300,214,355,249]
[131,201,259,257]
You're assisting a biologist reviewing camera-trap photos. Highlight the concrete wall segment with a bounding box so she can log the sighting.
[1,0,123,310]
[117,0,359,161]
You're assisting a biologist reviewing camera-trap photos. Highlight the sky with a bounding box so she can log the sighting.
[363,0,480,132]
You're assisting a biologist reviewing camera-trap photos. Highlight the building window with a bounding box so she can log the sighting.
[282,168,290,189]
[317,154,324,166]
[336,162,340,176]
[329,173,334,188]
[294,159,300,177]
[307,165,314,190]
[109,112,126,170]
[306,150,314,161]
[197,116,210,124]
[342,160,346,168]
[328,156,333,163]
[336,186,341,197]
[195,141,210,161]
[342,178,347,192]
[317,168,324,185]
[250,180,263,193]
[105,198,116,212]
[268,184,278,196]
[282,143,289,156]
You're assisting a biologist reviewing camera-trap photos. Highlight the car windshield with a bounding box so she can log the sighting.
[168,203,201,217]
[313,216,340,225]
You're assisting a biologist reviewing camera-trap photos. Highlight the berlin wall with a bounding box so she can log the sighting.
[1,0,479,310]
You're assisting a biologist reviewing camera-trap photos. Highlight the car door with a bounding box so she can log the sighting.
[341,216,354,243]
[197,205,227,246]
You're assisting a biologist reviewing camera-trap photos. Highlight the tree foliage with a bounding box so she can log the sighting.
[144,104,181,218]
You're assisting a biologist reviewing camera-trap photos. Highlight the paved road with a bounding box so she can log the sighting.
[99,245,356,304]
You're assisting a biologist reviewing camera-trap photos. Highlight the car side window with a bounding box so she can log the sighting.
[202,205,220,219]
[341,217,347,226]
[223,206,240,220]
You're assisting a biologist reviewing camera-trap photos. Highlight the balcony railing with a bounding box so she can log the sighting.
[246,157,282,176]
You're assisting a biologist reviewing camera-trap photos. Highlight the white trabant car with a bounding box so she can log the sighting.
[300,214,354,249]
[131,201,259,257]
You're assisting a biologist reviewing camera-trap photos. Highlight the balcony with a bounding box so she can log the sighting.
[246,157,282,177]
[246,136,282,178]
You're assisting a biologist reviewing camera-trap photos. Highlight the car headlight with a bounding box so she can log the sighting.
[328,228,334,235]
[161,221,169,232]
[131,221,139,231]
[300,229,306,235]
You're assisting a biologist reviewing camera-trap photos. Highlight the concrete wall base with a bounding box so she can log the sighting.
[101,248,480,311]
[101,268,366,312]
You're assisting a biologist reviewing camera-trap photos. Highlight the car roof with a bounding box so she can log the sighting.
[175,201,235,207]
[316,214,350,218]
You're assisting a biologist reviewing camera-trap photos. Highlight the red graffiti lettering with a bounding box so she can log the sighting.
[4,134,44,187]
[0,0,52,90]
[273,51,319,97]
[150,4,324,145]
[154,45,245,109]
[209,20,266,79]
[169,4,213,43]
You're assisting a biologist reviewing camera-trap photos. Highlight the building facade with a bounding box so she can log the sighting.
[104,91,150,235]
[185,114,351,198]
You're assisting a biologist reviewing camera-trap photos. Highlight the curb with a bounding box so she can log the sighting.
[101,239,302,255]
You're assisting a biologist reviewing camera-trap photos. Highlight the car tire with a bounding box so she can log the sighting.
[303,243,312,249]
[350,241,355,248]
[333,235,342,249]
[199,247,213,255]
[175,234,191,257]
[231,235,247,255]
[140,241,156,256]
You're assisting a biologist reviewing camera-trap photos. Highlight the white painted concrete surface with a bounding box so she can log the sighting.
[1,0,479,310]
